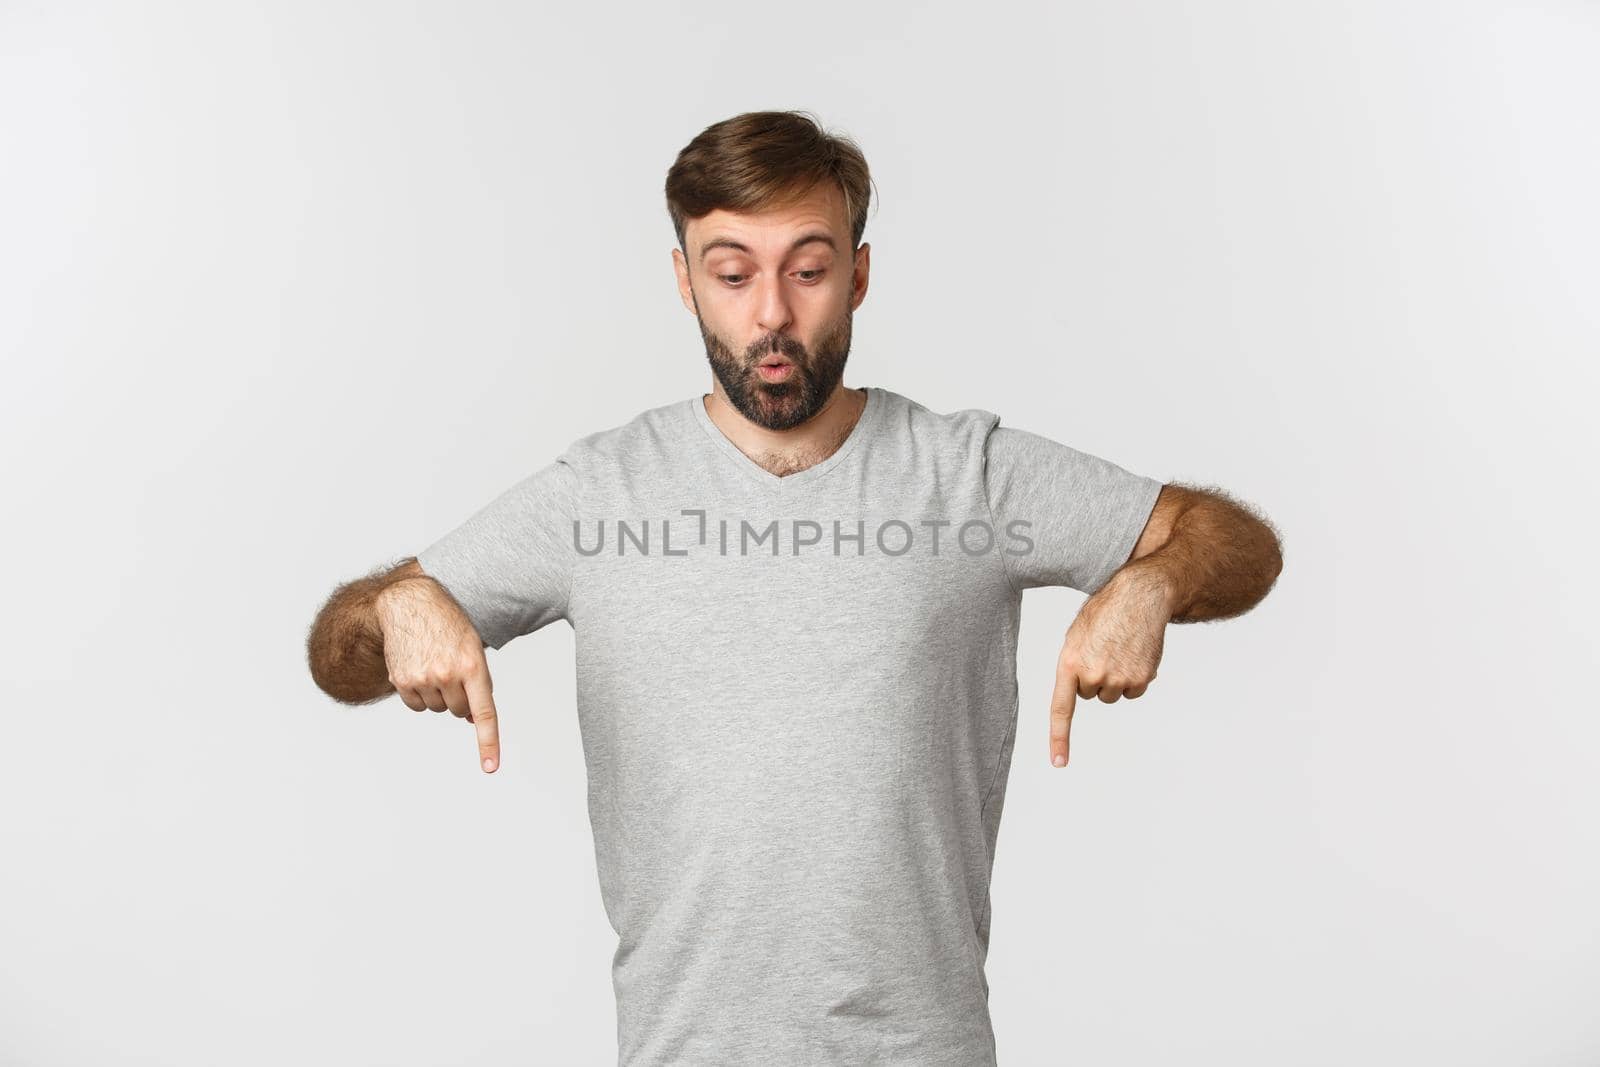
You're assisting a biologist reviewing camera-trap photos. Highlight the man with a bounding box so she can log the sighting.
[307,110,1283,1066]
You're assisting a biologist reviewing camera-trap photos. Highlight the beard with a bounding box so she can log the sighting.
[693,293,854,432]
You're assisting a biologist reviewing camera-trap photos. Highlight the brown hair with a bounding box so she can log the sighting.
[664,110,876,254]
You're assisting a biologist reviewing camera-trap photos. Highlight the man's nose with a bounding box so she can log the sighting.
[753,273,793,336]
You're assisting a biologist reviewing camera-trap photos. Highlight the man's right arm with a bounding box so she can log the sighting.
[305,556,454,705]
[306,455,576,774]
[307,555,505,773]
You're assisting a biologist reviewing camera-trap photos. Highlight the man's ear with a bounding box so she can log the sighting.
[672,247,698,315]
[850,241,871,311]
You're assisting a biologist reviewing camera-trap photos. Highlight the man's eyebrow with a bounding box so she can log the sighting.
[698,233,838,262]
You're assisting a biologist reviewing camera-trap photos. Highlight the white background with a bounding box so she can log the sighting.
[2,2,1596,1064]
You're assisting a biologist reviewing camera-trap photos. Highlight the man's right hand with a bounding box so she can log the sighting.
[374,575,501,774]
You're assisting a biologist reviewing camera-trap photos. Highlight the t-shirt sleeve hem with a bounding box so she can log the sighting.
[1077,475,1164,596]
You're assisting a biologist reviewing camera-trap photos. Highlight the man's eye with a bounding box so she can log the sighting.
[717,270,824,286]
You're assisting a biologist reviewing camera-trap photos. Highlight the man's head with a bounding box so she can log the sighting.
[666,111,875,431]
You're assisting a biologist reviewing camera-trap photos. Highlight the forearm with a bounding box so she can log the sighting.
[1118,491,1283,623]
[306,557,424,704]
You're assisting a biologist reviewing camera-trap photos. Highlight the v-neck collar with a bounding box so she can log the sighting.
[687,386,884,490]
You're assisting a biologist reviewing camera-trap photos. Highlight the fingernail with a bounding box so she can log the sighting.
[483,757,496,772]
[1053,754,1065,767]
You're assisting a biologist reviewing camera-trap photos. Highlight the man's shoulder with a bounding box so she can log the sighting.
[557,395,696,469]
[878,385,1002,449]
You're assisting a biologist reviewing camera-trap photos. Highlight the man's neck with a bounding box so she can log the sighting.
[702,384,867,478]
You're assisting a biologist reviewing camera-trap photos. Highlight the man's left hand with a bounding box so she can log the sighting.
[1049,567,1172,767]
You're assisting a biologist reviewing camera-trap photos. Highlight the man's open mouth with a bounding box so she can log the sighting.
[756,358,796,382]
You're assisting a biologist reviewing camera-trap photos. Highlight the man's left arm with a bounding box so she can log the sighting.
[1116,483,1284,623]
[1047,483,1284,767]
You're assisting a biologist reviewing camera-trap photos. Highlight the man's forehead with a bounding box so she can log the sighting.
[695,227,840,263]
[688,189,850,256]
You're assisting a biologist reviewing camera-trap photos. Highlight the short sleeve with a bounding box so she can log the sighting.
[414,457,577,650]
[983,424,1163,595]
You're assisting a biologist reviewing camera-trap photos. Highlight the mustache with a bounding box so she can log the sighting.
[748,337,806,362]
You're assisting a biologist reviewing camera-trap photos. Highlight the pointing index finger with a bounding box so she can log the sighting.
[1049,667,1077,768]
[464,670,500,773]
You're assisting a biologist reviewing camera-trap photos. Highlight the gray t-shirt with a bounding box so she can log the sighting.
[416,385,1162,1066]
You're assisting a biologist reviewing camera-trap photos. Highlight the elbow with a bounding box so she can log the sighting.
[1255,522,1285,600]
[305,582,394,706]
